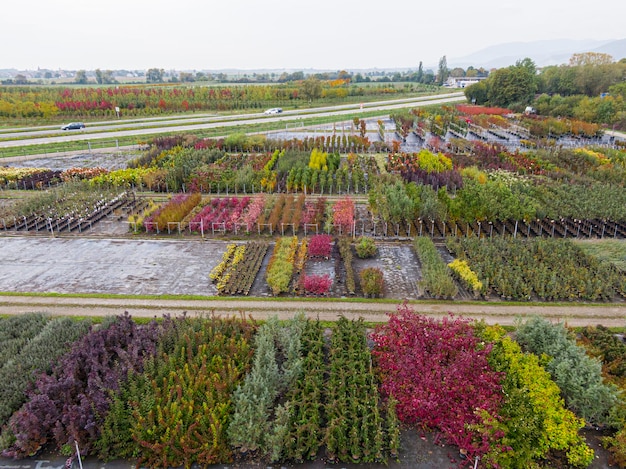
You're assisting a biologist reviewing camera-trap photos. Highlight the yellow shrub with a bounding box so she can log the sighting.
[448,259,483,295]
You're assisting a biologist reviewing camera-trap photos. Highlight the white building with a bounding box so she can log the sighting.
[444,76,488,88]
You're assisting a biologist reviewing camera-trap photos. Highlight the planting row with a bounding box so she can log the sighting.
[0,182,136,233]
[127,194,358,237]
[206,235,385,298]
[120,192,626,240]
[0,167,108,190]
[209,242,269,295]
[5,310,626,467]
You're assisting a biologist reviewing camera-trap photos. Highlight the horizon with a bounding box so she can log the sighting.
[2,37,623,76]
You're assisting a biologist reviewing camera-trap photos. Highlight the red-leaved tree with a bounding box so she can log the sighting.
[332,197,355,235]
[371,304,504,462]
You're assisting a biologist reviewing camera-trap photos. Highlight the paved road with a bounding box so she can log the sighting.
[0,93,465,149]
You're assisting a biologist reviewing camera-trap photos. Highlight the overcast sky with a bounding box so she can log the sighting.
[2,0,624,71]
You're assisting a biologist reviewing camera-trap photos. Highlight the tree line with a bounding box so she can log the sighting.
[464,53,626,128]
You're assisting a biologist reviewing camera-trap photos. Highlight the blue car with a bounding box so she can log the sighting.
[61,122,85,130]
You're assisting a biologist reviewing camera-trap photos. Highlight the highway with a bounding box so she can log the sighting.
[0,92,465,149]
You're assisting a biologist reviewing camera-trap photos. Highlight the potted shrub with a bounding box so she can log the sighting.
[359,267,384,298]
[355,236,377,258]
[303,274,333,296]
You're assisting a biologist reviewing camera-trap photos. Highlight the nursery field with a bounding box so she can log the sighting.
[3,93,626,469]
[0,312,621,469]
[2,108,623,311]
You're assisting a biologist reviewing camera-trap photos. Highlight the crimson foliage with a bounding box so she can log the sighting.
[4,314,167,459]
[371,304,503,461]
[307,234,332,258]
[303,274,332,295]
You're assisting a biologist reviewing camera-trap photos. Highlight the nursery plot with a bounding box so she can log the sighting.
[247,242,274,297]
[0,237,225,296]
[353,243,422,299]
[303,255,341,296]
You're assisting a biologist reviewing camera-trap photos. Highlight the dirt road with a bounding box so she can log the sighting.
[1,294,625,326]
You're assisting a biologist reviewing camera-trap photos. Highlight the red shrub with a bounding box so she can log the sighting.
[308,234,333,258]
[456,104,513,116]
[371,304,503,461]
[303,274,332,295]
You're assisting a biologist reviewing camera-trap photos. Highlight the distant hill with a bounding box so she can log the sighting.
[3,38,625,80]
[592,38,626,60]
[448,38,626,69]
[0,69,19,79]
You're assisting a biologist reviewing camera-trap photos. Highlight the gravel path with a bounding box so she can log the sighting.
[1,294,625,326]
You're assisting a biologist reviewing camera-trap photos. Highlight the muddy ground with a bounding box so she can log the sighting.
[0,236,428,300]
[0,427,616,469]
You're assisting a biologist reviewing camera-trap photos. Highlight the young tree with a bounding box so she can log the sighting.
[449,67,466,78]
[95,69,117,85]
[569,52,614,66]
[179,72,195,83]
[464,80,489,105]
[437,55,449,85]
[301,77,322,101]
[416,61,424,83]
